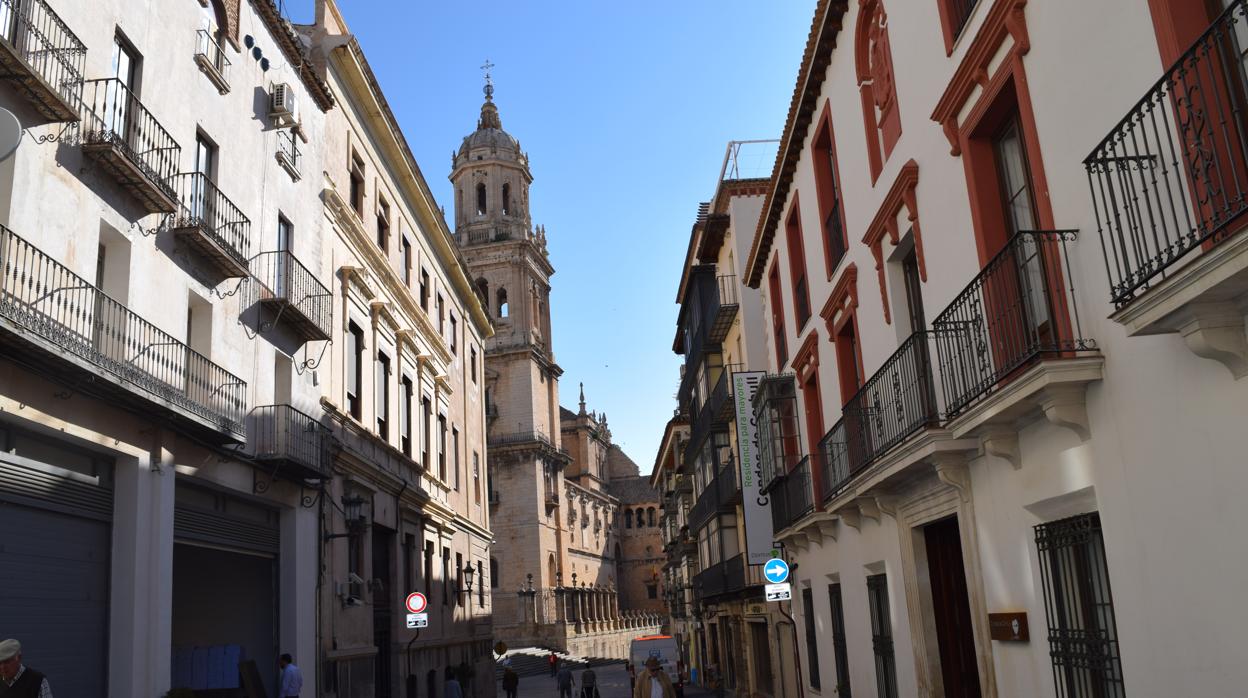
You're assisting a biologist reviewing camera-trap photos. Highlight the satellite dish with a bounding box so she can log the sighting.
[0,108,19,162]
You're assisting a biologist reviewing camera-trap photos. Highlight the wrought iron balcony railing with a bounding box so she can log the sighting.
[813,334,940,503]
[81,77,181,213]
[0,0,85,121]
[770,455,814,533]
[488,429,570,457]
[689,460,738,529]
[276,128,301,180]
[0,226,246,437]
[1086,0,1248,307]
[676,265,736,359]
[250,250,332,343]
[693,553,753,600]
[193,28,231,94]
[250,404,329,480]
[170,172,252,278]
[754,373,803,492]
[933,230,1095,418]
[707,274,740,342]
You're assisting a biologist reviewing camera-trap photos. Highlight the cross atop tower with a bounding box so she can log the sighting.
[481,59,495,101]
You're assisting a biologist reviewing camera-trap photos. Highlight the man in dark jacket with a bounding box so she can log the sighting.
[0,639,53,698]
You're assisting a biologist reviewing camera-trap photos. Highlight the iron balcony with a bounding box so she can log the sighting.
[0,225,246,440]
[688,458,741,530]
[0,0,85,122]
[250,404,330,481]
[932,230,1095,418]
[1085,0,1248,308]
[250,250,332,343]
[170,172,252,278]
[692,553,760,601]
[81,77,181,213]
[770,455,814,533]
[819,331,941,502]
[193,28,231,95]
[673,265,738,360]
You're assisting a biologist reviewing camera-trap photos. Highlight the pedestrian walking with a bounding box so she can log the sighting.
[548,651,559,677]
[501,665,518,698]
[278,653,303,697]
[556,661,574,698]
[444,666,464,698]
[0,639,53,698]
[633,657,675,698]
[580,667,599,698]
[626,661,636,694]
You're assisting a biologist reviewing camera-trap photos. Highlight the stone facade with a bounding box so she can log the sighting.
[451,86,663,658]
[304,1,496,695]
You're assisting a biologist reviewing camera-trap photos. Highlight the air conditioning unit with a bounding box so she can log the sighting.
[270,82,299,127]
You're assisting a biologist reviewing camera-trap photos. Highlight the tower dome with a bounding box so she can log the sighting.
[458,97,520,157]
[450,64,535,247]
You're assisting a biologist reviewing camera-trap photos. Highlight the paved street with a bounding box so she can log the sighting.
[497,664,715,698]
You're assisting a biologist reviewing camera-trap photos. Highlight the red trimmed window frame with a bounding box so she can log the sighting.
[936,0,981,56]
[792,330,826,495]
[768,260,789,368]
[855,0,903,184]
[784,193,813,330]
[811,100,850,279]
[818,264,865,406]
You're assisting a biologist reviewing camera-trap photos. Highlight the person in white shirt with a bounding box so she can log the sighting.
[633,657,674,698]
[278,653,303,698]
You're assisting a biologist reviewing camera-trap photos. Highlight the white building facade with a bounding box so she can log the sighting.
[746,0,1248,697]
[0,0,492,696]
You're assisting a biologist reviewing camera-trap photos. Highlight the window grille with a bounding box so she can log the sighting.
[867,573,897,698]
[1035,512,1125,698]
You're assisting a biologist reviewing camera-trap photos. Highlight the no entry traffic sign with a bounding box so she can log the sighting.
[405,592,427,614]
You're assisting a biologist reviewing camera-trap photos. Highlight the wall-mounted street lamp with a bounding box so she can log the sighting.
[325,493,369,541]
[459,562,476,597]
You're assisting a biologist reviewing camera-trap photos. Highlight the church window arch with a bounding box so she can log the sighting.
[490,557,499,588]
[476,182,487,215]
[497,288,509,318]
[547,554,557,587]
[635,507,645,527]
[625,509,633,528]
[502,182,511,216]
[475,277,489,306]
[647,507,656,527]
[457,189,463,220]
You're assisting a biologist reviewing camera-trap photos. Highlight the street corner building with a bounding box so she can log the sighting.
[653,0,1248,696]
[0,0,494,696]
[449,72,666,658]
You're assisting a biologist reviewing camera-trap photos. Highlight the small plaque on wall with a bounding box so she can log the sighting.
[989,612,1029,642]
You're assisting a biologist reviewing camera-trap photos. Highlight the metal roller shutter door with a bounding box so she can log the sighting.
[0,455,111,698]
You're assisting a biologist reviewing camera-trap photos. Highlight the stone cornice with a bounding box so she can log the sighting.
[862,160,923,325]
[327,186,453,368]
[930,0,1030,155]
[820,262,859,337]
[339,265,376,301]
[326,39,494,338]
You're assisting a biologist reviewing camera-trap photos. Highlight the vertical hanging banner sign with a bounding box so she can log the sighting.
[733,371,773,565]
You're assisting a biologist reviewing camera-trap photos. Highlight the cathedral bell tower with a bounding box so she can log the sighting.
[453,66,569,631]
[451,66,554,353]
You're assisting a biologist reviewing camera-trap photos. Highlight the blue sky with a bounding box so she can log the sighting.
[289,1,816,471]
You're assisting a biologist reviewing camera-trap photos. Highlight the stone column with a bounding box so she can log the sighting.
[574,585,585,633]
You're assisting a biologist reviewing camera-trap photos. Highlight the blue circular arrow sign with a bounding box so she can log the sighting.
[763,557,789,584]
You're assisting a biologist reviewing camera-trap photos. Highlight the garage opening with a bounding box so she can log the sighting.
[0,424,113,698]
[171,481,279,697]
